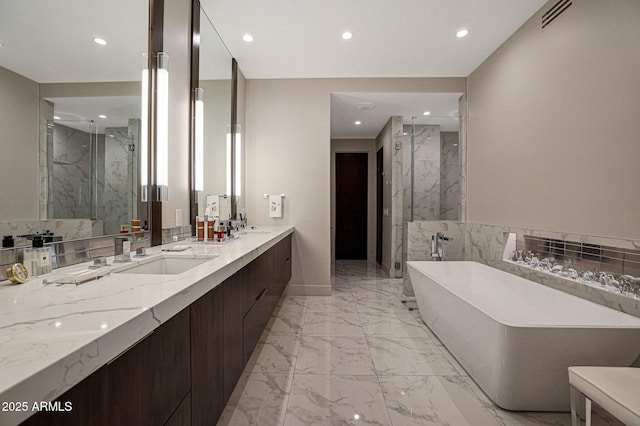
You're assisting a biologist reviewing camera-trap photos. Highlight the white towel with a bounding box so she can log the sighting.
[269,195,283,218]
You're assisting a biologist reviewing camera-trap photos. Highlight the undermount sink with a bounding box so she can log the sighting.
[114,255,216,275]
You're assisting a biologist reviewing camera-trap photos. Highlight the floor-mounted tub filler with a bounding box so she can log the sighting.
[407,261,640,412]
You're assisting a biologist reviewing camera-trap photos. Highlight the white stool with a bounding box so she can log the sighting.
[568,366,640,426]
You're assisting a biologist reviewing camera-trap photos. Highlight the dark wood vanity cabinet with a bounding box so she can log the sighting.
[242,235,292,364]
[109,307,191,425]
[222,271,244,404]
[20,234,292,426]
[191,284,224,424]
[23,307,191,426]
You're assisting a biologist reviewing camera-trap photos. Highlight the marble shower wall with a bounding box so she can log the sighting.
[440,132,460,220]
[404,220,640,318]
[100,126,136,235]
[49,124,105,219]
[400,125,441,223]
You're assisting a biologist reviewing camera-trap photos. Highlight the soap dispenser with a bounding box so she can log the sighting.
[23,237,43,277]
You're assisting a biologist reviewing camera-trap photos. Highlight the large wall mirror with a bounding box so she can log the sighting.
[191,4,235,224]
[0,0,149,245]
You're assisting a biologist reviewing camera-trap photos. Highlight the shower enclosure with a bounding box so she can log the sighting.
[385,101,465,280]
[402,115,461,223]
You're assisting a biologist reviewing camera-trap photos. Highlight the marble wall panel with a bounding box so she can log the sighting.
[440,132,460,220]
[50,124,93,219]
[101,127,133,235]
[403,221,465,296]
[400,125,441,223]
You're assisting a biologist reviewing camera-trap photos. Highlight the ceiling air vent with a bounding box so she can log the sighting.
[541,0,572,29]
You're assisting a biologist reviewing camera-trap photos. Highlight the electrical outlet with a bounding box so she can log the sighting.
[175,209,183,226]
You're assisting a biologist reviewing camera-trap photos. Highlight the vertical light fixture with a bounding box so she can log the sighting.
[226,125,242,198]
[156,52,169,201]
[140,54,149,202]
[194,88,204,192]
[226,130,232,197]
[234,127,242,197]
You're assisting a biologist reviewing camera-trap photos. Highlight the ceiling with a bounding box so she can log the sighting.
[331,93,462,139]
[202,0,546,79]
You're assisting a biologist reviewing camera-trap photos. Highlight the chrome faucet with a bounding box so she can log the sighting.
[431,232,453,261]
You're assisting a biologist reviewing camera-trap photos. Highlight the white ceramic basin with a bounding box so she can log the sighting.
[115,255,215,275]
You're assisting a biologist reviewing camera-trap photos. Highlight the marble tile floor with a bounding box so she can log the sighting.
[219,260,621,426]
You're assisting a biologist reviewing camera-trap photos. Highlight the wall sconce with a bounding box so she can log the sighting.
[140,55,149,202]
[156,52,169,201]
[194,88,204,192]
[226,125,242,198]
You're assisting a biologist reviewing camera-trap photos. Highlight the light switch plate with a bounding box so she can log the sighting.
[175,209,183,226]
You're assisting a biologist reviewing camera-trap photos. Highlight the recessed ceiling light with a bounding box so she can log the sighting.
[354,121,361,125]
[342,32,353,40]
[53,116,61,120]
[0,42,3,47]
[93,37,108,46]
[423,111,431,116]
[98,114,107,119]
[242,34,254,42]
[456,29,469,38]
[108,134,115,138]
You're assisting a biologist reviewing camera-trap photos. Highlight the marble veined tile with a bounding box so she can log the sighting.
[276,297,308,313]
[266,310,305,335]
[295,336,375,375]
[246,334,300,374]
[379,375,500,426]
[218,372,292,426]
[302,312,364,337]
[437,344,468,376]
[305,295,358,314]
[284,375,391,426]
[349,284,402,299]
[359,312,434,338]
[368,337,458,376]
[355,296,413,314]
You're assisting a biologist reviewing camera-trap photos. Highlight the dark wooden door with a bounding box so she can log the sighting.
[336,153,368,260]
[376,148,383,265]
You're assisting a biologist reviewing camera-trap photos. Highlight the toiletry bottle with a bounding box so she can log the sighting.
[205,208,213,242]
[213,216,220,242]
[123,240,132,260]
[22,246,38,277]
[38,244,52,275]
[24,236,45,277]
[207,218,214,242]
[197,217,205,242]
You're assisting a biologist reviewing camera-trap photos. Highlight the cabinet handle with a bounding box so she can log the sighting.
[256,288,267,301]
[285,257,290,261]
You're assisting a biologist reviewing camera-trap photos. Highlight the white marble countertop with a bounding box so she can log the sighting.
[0,225,294,425]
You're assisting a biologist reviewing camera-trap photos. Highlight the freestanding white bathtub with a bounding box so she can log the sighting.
[407,261,640,412]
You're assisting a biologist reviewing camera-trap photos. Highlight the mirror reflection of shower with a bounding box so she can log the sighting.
[45,117,142,235]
